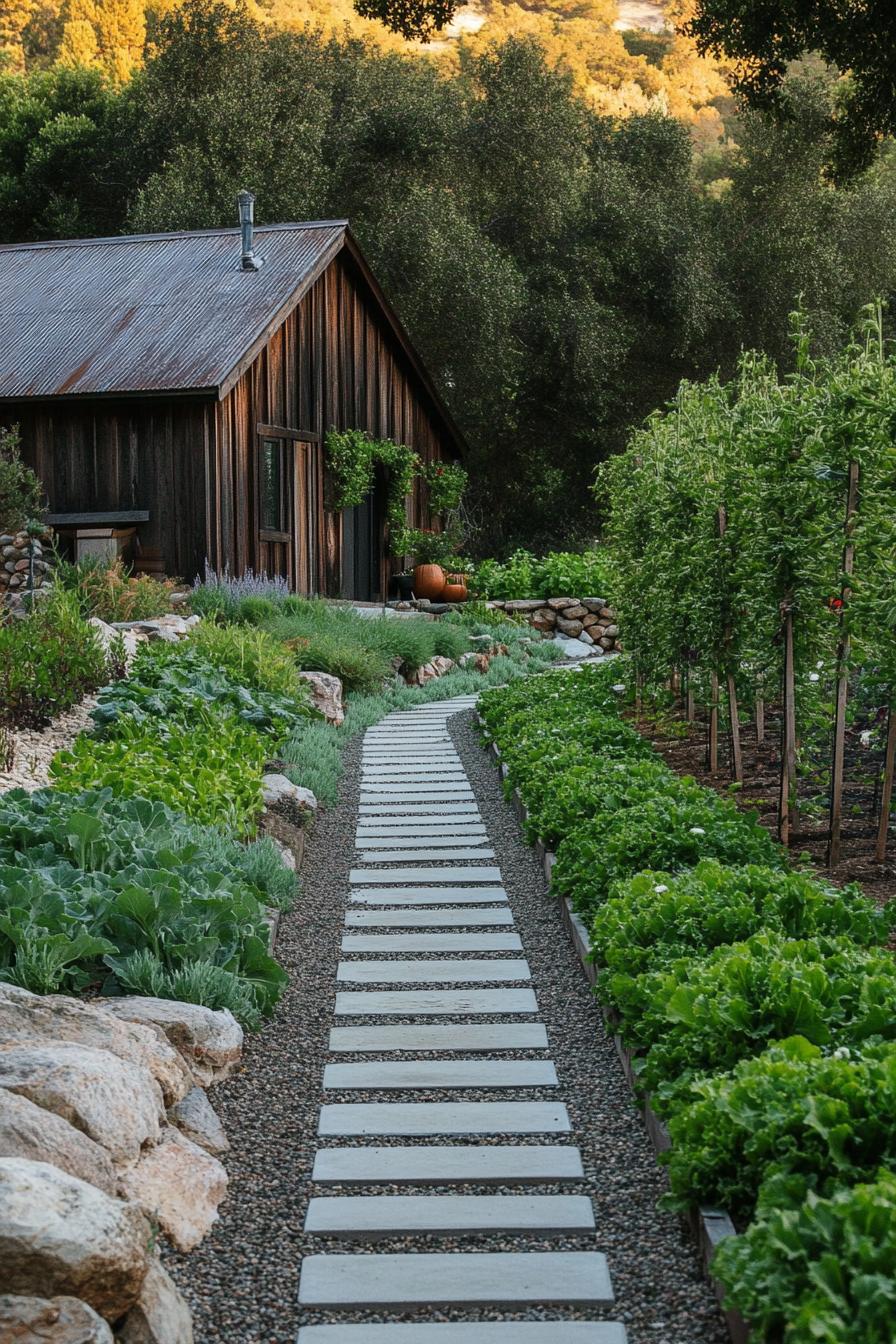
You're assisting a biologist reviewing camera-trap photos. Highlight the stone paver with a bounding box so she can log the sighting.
[350,867,502,885]
[355,835,488,849]
[322,1059,558,1089]
[349,887,507,904]
[298,1325,626,1343]
[340,932,523,952]
[336,959,530,984]
[352,847,496,863]
[318,1101,571,1135]
[311,1143,583,1184]
[344,908,515,927]
[327,1022,549,1051]
[333,988,538,1015]
[304,1194,595,1236]
[297,1251,615,1308]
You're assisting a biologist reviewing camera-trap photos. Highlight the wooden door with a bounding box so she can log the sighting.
[257,434,294,582]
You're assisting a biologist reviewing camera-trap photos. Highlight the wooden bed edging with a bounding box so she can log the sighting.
[479,712,749,1344]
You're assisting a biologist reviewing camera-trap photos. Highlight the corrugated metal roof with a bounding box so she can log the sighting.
[0,222,347,399]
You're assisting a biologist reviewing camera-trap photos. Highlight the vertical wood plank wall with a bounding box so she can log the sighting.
[212,250,454,598]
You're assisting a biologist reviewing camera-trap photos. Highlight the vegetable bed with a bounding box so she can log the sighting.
[479,662,896,1344]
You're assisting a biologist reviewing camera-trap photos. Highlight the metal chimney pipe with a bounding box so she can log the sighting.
[237,190,263,271]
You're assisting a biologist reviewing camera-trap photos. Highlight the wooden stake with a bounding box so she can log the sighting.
[875,706,896,863]
[709,671,719,775]
[727,672,743,784]
[779,603,797,845]
[755,692,765,745]
[686,684,695,722]
[828,460,859,869]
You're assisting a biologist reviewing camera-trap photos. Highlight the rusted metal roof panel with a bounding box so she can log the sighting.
[0,222,347,398]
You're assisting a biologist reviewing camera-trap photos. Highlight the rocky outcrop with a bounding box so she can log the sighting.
[0,1089,117,1196]
[0,1159,150,1319]
[0,1293,114,1342]
[0,985,192,1107]
[298,670,345,725]
[98,998,243,1089]
[404,654,457,687]
[118,1129,227,1252]
[117,1259,193,1344]
[0,1043,163,1167]
[168,1087,229,1156]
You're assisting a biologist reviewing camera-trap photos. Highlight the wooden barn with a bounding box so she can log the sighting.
[0,201,464,601]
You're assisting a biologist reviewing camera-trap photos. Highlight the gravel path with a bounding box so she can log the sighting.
[164,703,728,1344]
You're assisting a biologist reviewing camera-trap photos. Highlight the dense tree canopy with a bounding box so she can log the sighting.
[0,0,895,551]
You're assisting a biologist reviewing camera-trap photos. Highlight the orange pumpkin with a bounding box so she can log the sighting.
[413,563,446,601]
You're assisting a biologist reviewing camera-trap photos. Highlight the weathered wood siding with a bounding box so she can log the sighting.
[211,249,454,598]
[10,398,211,582]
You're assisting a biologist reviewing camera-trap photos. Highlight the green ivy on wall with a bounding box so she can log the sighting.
[421,460,468,515]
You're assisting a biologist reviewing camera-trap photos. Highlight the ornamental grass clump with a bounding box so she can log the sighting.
[662,1037,896,1220]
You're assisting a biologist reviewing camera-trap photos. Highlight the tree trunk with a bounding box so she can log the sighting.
[875,706,896,864]
[779,604,797,846]
[828,460,859,869]
[709,671,719,775]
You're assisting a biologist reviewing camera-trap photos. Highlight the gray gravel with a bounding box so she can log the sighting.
[163,708,728,1344]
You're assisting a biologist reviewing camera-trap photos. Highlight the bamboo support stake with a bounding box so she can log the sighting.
[779,602,797,846]
[875,706,896,863]
[828,460,859,869]
[755,691,765,745]
[717,505,742,783]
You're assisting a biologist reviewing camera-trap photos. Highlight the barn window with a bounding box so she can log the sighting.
[259,437,286,535]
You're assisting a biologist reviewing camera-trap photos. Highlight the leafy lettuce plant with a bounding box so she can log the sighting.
[663,1037,896,1220]
[592,860,890,980]
[626,933,896,1101]
[50,709,268,834]
[712,1170,896,1343]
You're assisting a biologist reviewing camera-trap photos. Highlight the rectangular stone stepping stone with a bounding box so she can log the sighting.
[350,868,502,885]
[297,1251,613,1307]
[336,959,530,984]
[304,1193,594,1237]
[360,786,474,797]
[298,1324,627,1343]
[345,909,514,928]
[322,1059,557,1089]
[333,989,538,1016]
[361,766,467,776]
[349,888,507,905]
[354,848,496,864]
[318,1101,570,1136]
[356,831,488,844]
[327,1022,548,1052]
[340,933,522,952]
[356,822,486,835]
[359,803,480,815]
[311,1142,580,1184]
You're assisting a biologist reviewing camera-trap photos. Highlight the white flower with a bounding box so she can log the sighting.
[809,672,820,682]
[654,884,669,894]
[816,660,824,669]
[612,683,626,694]
[860,730,873,748]
[689,826,706,835]
[832,1046,852,1060]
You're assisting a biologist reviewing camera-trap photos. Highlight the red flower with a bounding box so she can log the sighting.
[828,597,844,610]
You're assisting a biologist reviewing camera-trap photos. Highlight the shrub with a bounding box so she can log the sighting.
[471,548,612,600]
[280,721,344,806]
[55,555,179,621]
[663,1037,896,1219]
[186,620,303,697]
[0,787,292,1023]
[592,860,890,980]
[0,589,108,727]
[50,709,267,833]
[92,644,313,741]
[190,563,290,621]
[0,425,43,532]
[712,1170,896,1343]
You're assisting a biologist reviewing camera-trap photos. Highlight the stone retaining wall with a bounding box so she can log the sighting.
[485,597,621,655]
[0,530,51,609]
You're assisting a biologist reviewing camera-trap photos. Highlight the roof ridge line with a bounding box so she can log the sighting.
[0,220,349,253]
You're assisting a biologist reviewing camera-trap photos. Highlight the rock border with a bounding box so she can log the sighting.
[479,714,750,1344]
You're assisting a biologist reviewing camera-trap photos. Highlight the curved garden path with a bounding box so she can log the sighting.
[166,696,726,1344]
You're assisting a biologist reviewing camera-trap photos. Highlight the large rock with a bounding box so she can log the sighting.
[562,604,589,621]
[86,617,144,668]
[0,1089,116,1196]
[0,1159,150,1318]
[555,617,584,637]
[0,986,192,1106]
[547,597,576,611]
[298,670,344,725]
[167,1087,229,1156]
[118,1129,227,1252]
[98,999,243,1089]
[0,1294,114,1342]
[503,599,544,612]
[0,1043,163,1168]
[261,773,318,816]
[118,1259,193,1344]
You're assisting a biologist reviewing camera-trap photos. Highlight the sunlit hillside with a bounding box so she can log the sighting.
[2,0,733,145]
